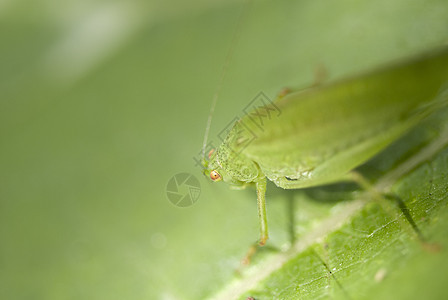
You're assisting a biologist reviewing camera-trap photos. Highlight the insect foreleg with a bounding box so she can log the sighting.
[256,178,268,246]
[239,178,268,266]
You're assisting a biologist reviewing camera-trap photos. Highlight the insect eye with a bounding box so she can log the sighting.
[210,170,221,181]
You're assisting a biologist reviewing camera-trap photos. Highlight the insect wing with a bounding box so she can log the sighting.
[240,48,448,187]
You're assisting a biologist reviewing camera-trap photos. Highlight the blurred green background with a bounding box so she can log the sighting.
[1,0,448,299]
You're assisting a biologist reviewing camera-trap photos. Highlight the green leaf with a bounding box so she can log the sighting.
[1,0,448,300]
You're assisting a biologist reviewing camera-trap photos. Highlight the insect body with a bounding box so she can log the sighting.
[202,48,448,246]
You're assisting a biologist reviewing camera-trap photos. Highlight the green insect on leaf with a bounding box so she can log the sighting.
[202,47,448,248]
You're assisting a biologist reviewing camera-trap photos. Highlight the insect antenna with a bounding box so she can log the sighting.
[201,0,252,160]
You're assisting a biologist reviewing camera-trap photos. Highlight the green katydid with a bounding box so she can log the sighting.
[201,47,448,248]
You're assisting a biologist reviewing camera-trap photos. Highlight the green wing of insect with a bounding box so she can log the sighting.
[239,48,448,188]
[204,47,448,246]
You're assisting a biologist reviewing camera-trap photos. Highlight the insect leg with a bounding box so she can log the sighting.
[240,178,268,267]
[256,177,268,246]
[240,178,269,265]
[274,64,329,102]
